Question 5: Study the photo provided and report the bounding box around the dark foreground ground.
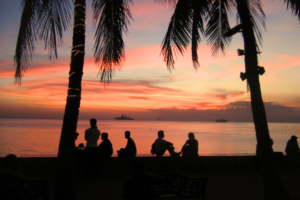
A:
[37,169,300,200]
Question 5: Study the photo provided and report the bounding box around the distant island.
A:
[216,118,228,122]
[114,115,134,120]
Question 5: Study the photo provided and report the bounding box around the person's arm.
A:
[85,130,87,141]
[97,130,100,140]
[295,140,300,149]
[194,140,199,153]
[164,139,172,146]
[109,141,113,156]
[124,139,129,150]
[181,140,188,152]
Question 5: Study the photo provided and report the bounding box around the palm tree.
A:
[14,0,132,199]
[158,0,290,199]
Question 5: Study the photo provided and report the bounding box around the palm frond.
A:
[236,0,266,48]
[36,0,72,60]
[92,0,133,82]
[205,0,235,57]
[284,0,300,21]
[191,0,209,68]
[14,0,41,84]
[248,0,266,46]
[161,0,196,69]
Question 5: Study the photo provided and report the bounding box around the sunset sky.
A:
[0,0,299,122]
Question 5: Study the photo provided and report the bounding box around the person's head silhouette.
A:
[188,132,195,139]
[158,130,164,138]
[5,154,19,170]
[291,135,298,140]
[125,131,131,139]
[90,118,97,127]
[101,132,108,140]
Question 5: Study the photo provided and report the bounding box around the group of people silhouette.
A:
[74,118,300,177]
[80,118,199,176]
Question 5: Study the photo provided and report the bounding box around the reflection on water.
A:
[0,118,299,157]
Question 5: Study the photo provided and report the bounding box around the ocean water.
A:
[0,118,299,157]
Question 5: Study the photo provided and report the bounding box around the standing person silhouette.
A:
[151,130,181,157]
[117,131,137,157]
[84,118,100,177]
[181,132,198,157]
[98,132,113,157]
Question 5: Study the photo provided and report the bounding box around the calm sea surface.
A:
[0,118,299,157]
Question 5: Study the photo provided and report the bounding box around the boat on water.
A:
[216,118,228,122]
[114,115,134,120]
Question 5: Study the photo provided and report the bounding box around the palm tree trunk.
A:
[236,0,290,199]
[54,0,86,199]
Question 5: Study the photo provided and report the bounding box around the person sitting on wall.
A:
[74,132,84,155]
[117,131,137,157]
[181,132,198,157]
[151,130,181,157]
[0,154,25,179]
[285,135,300,155]
[73,132,85,175]
[98,132,113,157]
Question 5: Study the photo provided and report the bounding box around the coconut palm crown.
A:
[14,0,132,84]
[158,0,265,68]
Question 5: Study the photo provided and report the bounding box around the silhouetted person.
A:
[285,135,300,155]
[98,132,113,157]
[74,132,80,152]
[74,132,85,175]
[151,130,181,157]
[0,154,25,179]
[181,132,198,157]
[123,160,154,200]
[84,118,100,177]
[117,131,137,157]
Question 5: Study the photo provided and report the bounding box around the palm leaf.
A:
[284,0,300,21]
[236,0,266,48]
[161,0,207,69]
[36,0,72,60]
[14,0,41,84]
[161,0,192,69]
[93,0,132,82]
[205,0,235,56]
[191,0,209,68]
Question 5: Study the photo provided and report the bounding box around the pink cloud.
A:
[1,74,248,114]
[129,1,174,30]
[260,54,300,72]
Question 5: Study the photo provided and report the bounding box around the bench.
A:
[0,174,48,200]
[123,172,208,200]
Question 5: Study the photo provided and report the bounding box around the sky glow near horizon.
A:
[0,0,300,122]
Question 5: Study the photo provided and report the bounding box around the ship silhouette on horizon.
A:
[114,114,134,120]
[216,118,228,122]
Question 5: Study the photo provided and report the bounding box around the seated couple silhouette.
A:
[151,130,198,157]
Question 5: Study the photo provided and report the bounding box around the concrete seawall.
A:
[1,153,299,176]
